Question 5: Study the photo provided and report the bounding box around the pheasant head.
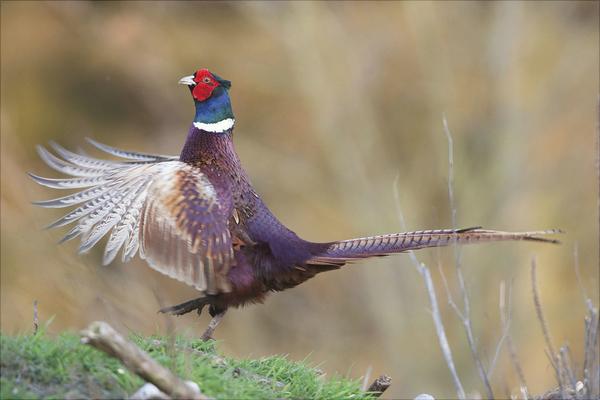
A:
[179,68,234,133]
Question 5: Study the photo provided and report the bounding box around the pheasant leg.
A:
[201,309,227,341]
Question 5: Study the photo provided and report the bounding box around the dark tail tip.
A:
[455,226,483,233]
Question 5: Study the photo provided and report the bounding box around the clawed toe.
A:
[158,298,227,341]
[159,298,208,316]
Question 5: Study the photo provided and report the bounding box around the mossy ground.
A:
[0,329,372,399]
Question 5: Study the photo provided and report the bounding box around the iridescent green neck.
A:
[194,86,234,124]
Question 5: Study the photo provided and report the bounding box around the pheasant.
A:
[31,68,559,339]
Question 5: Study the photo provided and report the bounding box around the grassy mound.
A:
[1,331,371,399]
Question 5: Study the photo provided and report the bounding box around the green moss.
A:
[1,331,372,399]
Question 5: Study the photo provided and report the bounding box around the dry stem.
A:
[33,300,39,335]
[583,301,599,397]
[442,116,494,399]
[420,264,466,399]
[531,259,560,369]
[393,177,466,399]
[488,281,512,379]
[499,280,529,399]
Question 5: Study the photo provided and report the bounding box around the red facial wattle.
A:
[192,69,219,102]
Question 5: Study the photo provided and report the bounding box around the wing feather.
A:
[85,138,175,161]
[33,184,116,208]
[27,173,108,189]
[139,164,233,293]
[45,190,120,229]
[36,146,107,177]
[60,182,135,245]
[32,140,234,294]
[49,141,119,169]
[103,184,149,265]
[78,176,149,253]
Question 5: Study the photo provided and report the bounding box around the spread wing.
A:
[140,164,234,294]
[31,139,234,294]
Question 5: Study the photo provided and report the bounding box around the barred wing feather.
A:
[139,164,234,294]
[31,140,233,294]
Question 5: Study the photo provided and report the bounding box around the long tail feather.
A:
[310,227,561,264]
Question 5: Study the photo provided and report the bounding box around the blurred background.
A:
[1,1,598,398]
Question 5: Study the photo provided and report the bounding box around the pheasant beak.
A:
[178,75,196,86]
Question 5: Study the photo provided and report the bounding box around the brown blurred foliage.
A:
[1,1,598,398]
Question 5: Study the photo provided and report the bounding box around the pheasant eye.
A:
[202,77,212,84]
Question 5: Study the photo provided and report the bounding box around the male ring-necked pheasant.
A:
[31,68,559,339]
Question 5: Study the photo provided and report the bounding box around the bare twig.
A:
[367,374,392,398]
[421,264,466,399]
[81,321,207,400]
[395,181,464,397]
[583,301,599,398]
[531,258,563,397]
[539,301,599,400]
[438,262,493,399]
[442,116,494,399]
[499,282,529,399]
[500,281,529,400]
[488,281,512,378]
[33,300,39,335]
[559,345,577,392]
[393,175,422,269]
[532,99,599,399]
[393,176,466,399]
[437,263,465,318]
[531,258,558,362]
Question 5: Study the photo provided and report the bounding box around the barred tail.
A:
[309,227,561,265]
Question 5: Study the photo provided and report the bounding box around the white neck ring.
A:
[193,118,235,133]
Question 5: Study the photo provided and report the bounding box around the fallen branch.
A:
[81,321,207,400]
[367,374,392,397]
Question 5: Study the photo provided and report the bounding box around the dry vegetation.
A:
[1,2,598,398]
